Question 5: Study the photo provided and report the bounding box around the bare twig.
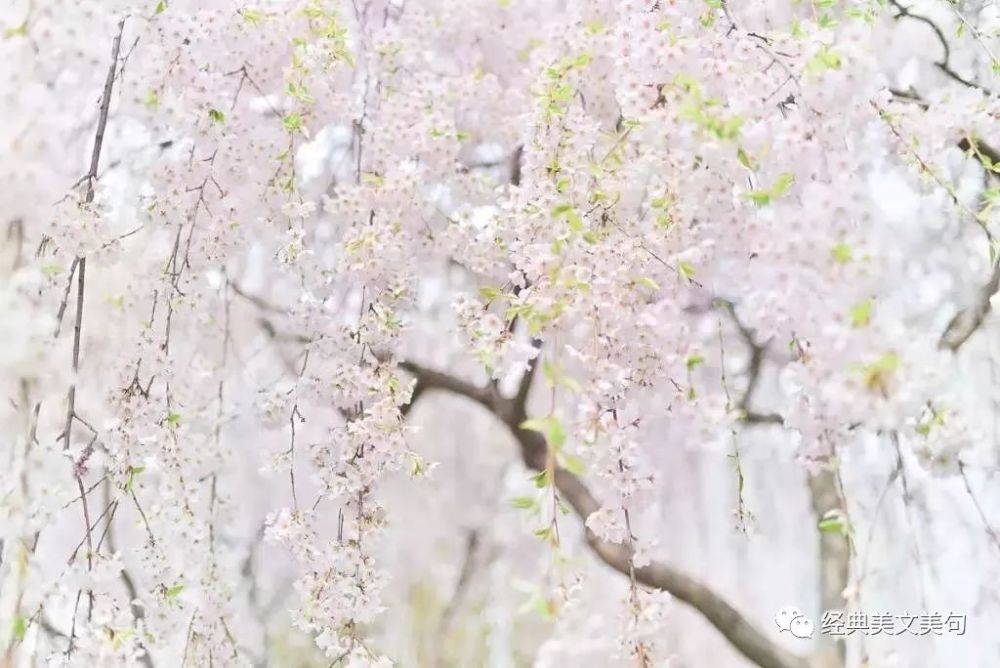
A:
[888,0,994,93]
[890,432,929,610]
[61,18,128,592]
[102,480,155,668]
[958,462,1000,556]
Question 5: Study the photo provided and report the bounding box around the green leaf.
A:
[165,583,184,600]
[564,210,583,232]
[678,260,696,281]
[673,72,700,93]
[817,13,837,29]
[282,113,303,132]
[916,406,946,436]
[240,8,266,26]
[361,172,384,187]
[743,172,794,206]
[849,299,873,328]
[686,354,705,371]
[207,108,225,123]
[771,172,795,198]
[143,89,160,109]
[817,509,849,535]
[478,285,505,301]
[542,359,557,387]
[165,411,181,429]
[558,375,581,394]
[510,496,536,509]
[805,45,843,75]
[531,470,549,488]
[533,594,556,619]
[3,20,28,38]
[817,517,844,533]
[520,415,566,450]
[831,242,852,264]
[109,627,134,650]
[559,451,586,475]
[520,417,547,433]
[409,454,428,476]
[126,465,145,492]
[631,276,660,291]
[155,0,167,14]
[871,352,899,372]
[547,420,566,449]
[12,615,27,643]
[860,352,900,393]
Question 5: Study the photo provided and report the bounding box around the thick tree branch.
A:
[397,360,497,413]
[398,359,808,668]
[511,339,542,419]
[939,259,1000,351]
[530,431,808,668]
[806,470,850,668]
[958,137,1000,174]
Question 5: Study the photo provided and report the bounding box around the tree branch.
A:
[938,137,1000,351]
[511,339,542,420]
[958,137,1000,174]
[397,360,497,413]
[881,92,1000,352]
[939,259,1000,351]
[806,469,850,668]
[716,299,784,425]
[889,0,994,93]
[399,359,808,668]
[717,302,849,666]
[59,21,128,637]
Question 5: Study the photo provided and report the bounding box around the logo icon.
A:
[775,606,814,638]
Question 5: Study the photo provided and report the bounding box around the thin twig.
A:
[958,462,1000,556]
